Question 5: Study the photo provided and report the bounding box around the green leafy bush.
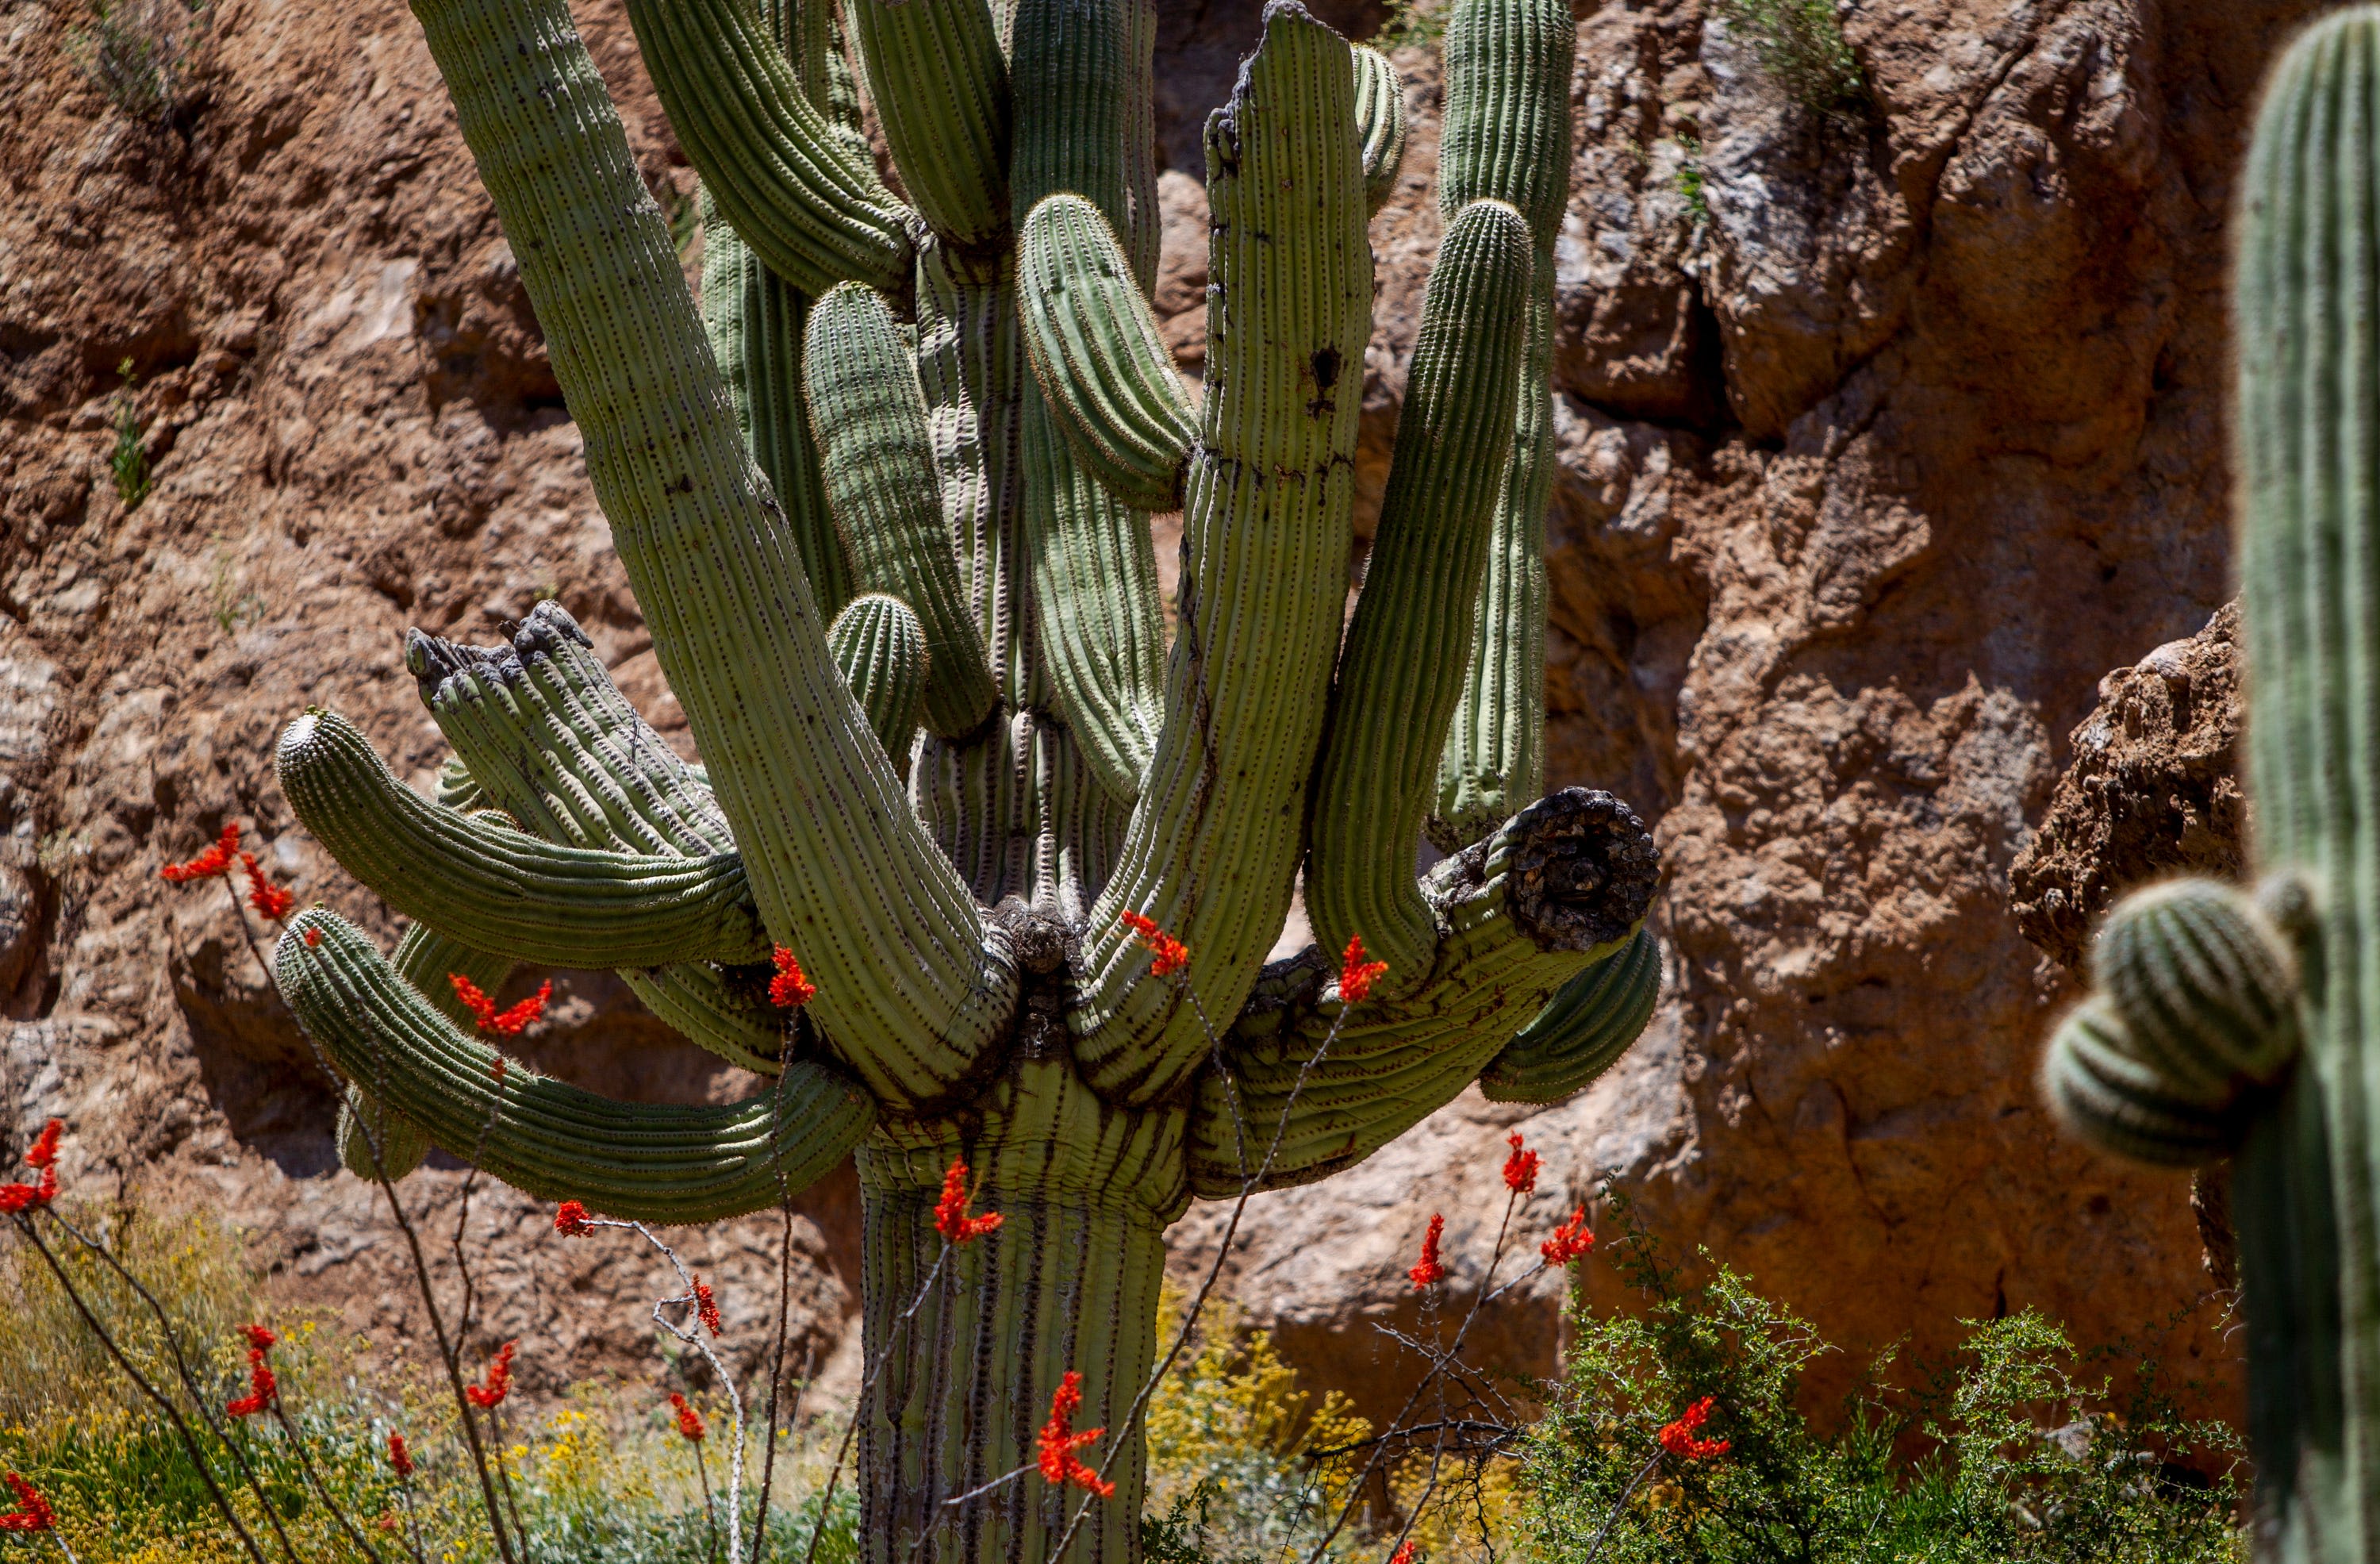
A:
[1720,0,1866,120]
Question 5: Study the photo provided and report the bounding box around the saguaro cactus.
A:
[266,0,1663,1555]
[2040,10,2380,1557]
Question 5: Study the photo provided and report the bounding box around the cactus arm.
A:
[618,0,913,298]
[1427,0,1573,850]
[842,0,1011,248]
[408,0,1014,1104]
[393,920,515,1030]
[278,711,769,968]
[700,197,855,620]
[914,244,1027,694]
[337,920,517,1181]
[1119,0,1161,291]
[1304,198,1530,987]
[1480,925,1662,1102]
[1017,195,1196,513]
[829,593,931,772]
[280,911,871,1223]
[1353,44,1407,214]
[805,282,1004,739]
[1010,0,1127,229]
[1189,789,1656,1194]
[1068,2,1374,1104]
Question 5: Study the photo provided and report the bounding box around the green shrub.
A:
[1720,0,1866,120]
[67,0,209,124]
[1521,1202,2247,1564]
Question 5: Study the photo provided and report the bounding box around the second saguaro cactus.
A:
[262,0,1664,1558]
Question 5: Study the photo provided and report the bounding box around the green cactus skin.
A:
[1482,924,1664,1103]
[337,1083,433,1181]
[1428,0,1572,851]
[2040,998,2243,1170]
[2090,880,2301,1101]
[271,0,1664,1552]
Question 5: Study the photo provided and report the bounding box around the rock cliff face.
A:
[0,0,2295,1412]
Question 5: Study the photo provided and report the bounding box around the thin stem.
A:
[750,1057,800,1562]
[697,1437,721,1564]
[43,1525,85,1564]
[8,1213,271,1564]
[800,1244,953,1564]
[269,1401,387,1564]
[1582,1447,1665,1563]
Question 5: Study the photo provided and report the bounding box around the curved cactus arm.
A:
[435,755,487,812]
[1119,0,1161,290]
[1188,789,1656,1194]
[1071,2,1374,1104]
[829,593,931,772]
[406,0,1015,1105]
[843,0,1010,248]
[340,919,516,1181]
[1353,44,1407,215]
[278,910,873,1224]
[278,710,768,968]
[394,920,515,1030]
[701,197,855,621]
[410,605,732,860]
[1427,0,1573,851]
[806,282,1003,739]
[618,0,914,298]
[1011,0,1128,230]
[1480,925,1662,1102]
[1305,198,1531,988]
[624,961,792,1075]
[1017,195,1196,513]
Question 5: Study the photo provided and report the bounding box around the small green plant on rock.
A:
[67,0,209,125]
[107,361,149,512]
[1720,0,1866,121]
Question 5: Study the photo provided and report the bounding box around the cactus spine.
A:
[2042,13,2380,1556]
[266,0,1665,1555]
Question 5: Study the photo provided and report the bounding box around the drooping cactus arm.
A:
[279,711,769,967]
[1189,789,1656,1195]
[1480,925,1662,1102]
[408,0,1014,1105]
[843,0,1011,248]
[701,195,855,620]
[1353,44,1407,215]
[280,911,872,1223]
[1429,0,1573,850]
[827,593,931,770]
[618,0,914,298]
[805,282,1003,739]
[1304,198,1530,988]
[1017,195,1196,513]
[1073,3,1375,1104]
[393,920,513,1031]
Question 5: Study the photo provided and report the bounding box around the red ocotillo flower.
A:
[669,1391,706,1443]
[1388,1542,1418,1564]
[693,1276,722,1337]
[768,946,817,1009]
[1340,935,1389,1005]
[1501,1132,1541,1196]
[0,1117,61,1215]
[1658,1397,1730,1460]
[1541,1207,1595,1266]
[450,974,551,1037]
[1121,911,1188,977]
[240,1323,276,1351]
[386,1431,414,1478]
[226,1332,278,1418]
[554,1200,596,1237]
[933,1157,1004,1245]
[303,926,322,947]
[464,1340,516,1409]
[1035,1371,1114,1497]
[238,851,296,921]
[160,821,240,883]
[0,1472,54,1532]
[1407,1213,1448,1289]
[24,1120,61,1171]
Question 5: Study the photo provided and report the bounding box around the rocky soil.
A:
[0,0,2301,1417]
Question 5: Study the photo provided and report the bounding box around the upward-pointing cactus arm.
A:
[1303,198,1531,990]
[384,0,1015,1105]
[1430,0,1574,850]
[1353,44,1407,214]
[842,0,1010,248]
[618,0,912,297]
[282,911,872,1222]
[1071,3,1375,1104]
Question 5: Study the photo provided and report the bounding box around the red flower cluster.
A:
[554,1200,596,1237]
[226,1325,278,1418]
[0,1472,52,1532]
[1035,1371,1113,1497]
[933,1157,1004,1245]
[1408,1213,1447,1289]
[768,946,816,1009]
[1339,935,1389,1005]
[303,926,323,947]
[1501,1132,1540,1196]
[1388,1541,1418,1564]
[693,1276,722,1337]
[449,974,551,1037]
[0,1120,63,1215]
[160,821,241,883]
[1658,1397,1729,1460]
[1541,1207,1594,1266]
[464,1341,516,1409]
[669,1391,706,1443]
[240,853,295,921]
[387,1432,414,1478]
[1121,911,1188,978]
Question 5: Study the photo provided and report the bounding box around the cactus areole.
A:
[268,0,1663,1555]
